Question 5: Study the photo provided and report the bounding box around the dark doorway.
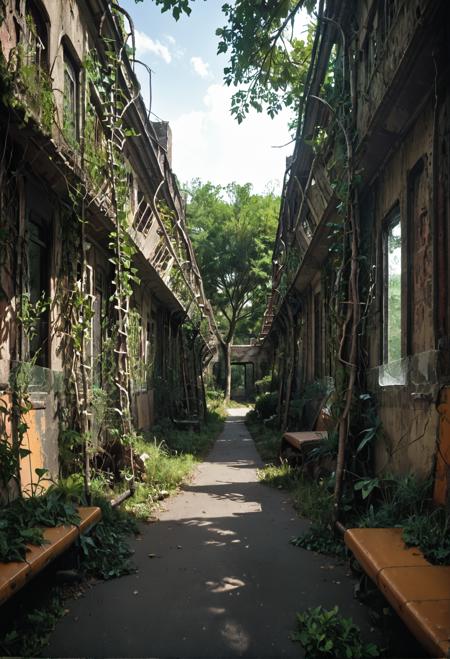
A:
[230,362,255,401]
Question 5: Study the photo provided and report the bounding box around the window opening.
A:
[63,49,78,143]
[24,0,47,69]
[28,217,49,367]
[383,210,401,364]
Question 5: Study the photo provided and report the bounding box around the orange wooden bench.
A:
[0,506,101,606]
[345,527,450,657]
[280,395,334,469]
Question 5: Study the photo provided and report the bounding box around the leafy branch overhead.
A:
[136,0,315,122]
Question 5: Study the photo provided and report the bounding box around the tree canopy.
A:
[186,181,279,396]
[187,180,279,342]
[135,0,315,123]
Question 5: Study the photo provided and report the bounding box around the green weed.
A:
[290,524,345,558]
[0,589,66,657]
[246,413,281,462]
[0,487,80,562]
[123,407,225,521]
[258,460,345,558]
[403,509,450,565]
[292,606,380,658]
[80,498,138,579]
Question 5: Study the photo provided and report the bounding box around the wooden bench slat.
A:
[378,566,450,610]
[283,431,328,450]
[404,600,450,658]
[344,528,428,582]
[77,506,102,534]
[345,528,450,657]
[0,561,31,606]
[23,525,79,576]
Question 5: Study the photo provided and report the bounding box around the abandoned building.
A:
[258,0,450,503]
[0,0,217,499]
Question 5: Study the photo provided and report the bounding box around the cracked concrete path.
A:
[46,409,376,658]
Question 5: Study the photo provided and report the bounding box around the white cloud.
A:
[135,30,172,64]
[165,34,176,45]
[190,56,212,79]
[170,84,294,194]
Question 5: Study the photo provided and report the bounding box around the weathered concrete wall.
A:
[362,98,439,477]
[355,0,434,141]
[367,352,440,478]
[211,343,273,398]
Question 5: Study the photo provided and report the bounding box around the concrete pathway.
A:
[46,409,376,658]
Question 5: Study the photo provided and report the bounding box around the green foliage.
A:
[79,499,138,579]
[254,374,272,394]
[186,180,279,344]
[292,606,380,658]
[8,38,55,134]
[0,486,80,562]
[258,462,334,525]
[246,412,281,462]
[135,0,196,21]
[386,272,401,363]
[18,291,51,345]
[356,474,431,528]
[84,101,109,189]
[307,430,339,463]
[254,391,278,420]
[290,524,345,558]
[258,461,298,489]
[0,589,66,657]
[0,354,47,500]
[402,509,450,566]
[257,453,344,558]
[218,1,316,122]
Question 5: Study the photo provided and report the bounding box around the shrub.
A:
[254,374,272,394]
[290,524,346,558]
[80,499,138,579]
[403,509,450,565]
[292,606,380,658]
[255,391,278,420]
[356,474,432,527]
[0,487,80,562]
[246,413,281,462]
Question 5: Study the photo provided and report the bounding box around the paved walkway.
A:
[46,409,376,658]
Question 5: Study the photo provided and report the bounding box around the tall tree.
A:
[187,181,279,399]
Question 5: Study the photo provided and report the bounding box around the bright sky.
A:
[120,0,306,194]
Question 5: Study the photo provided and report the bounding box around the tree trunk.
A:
[222,341,232,402]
